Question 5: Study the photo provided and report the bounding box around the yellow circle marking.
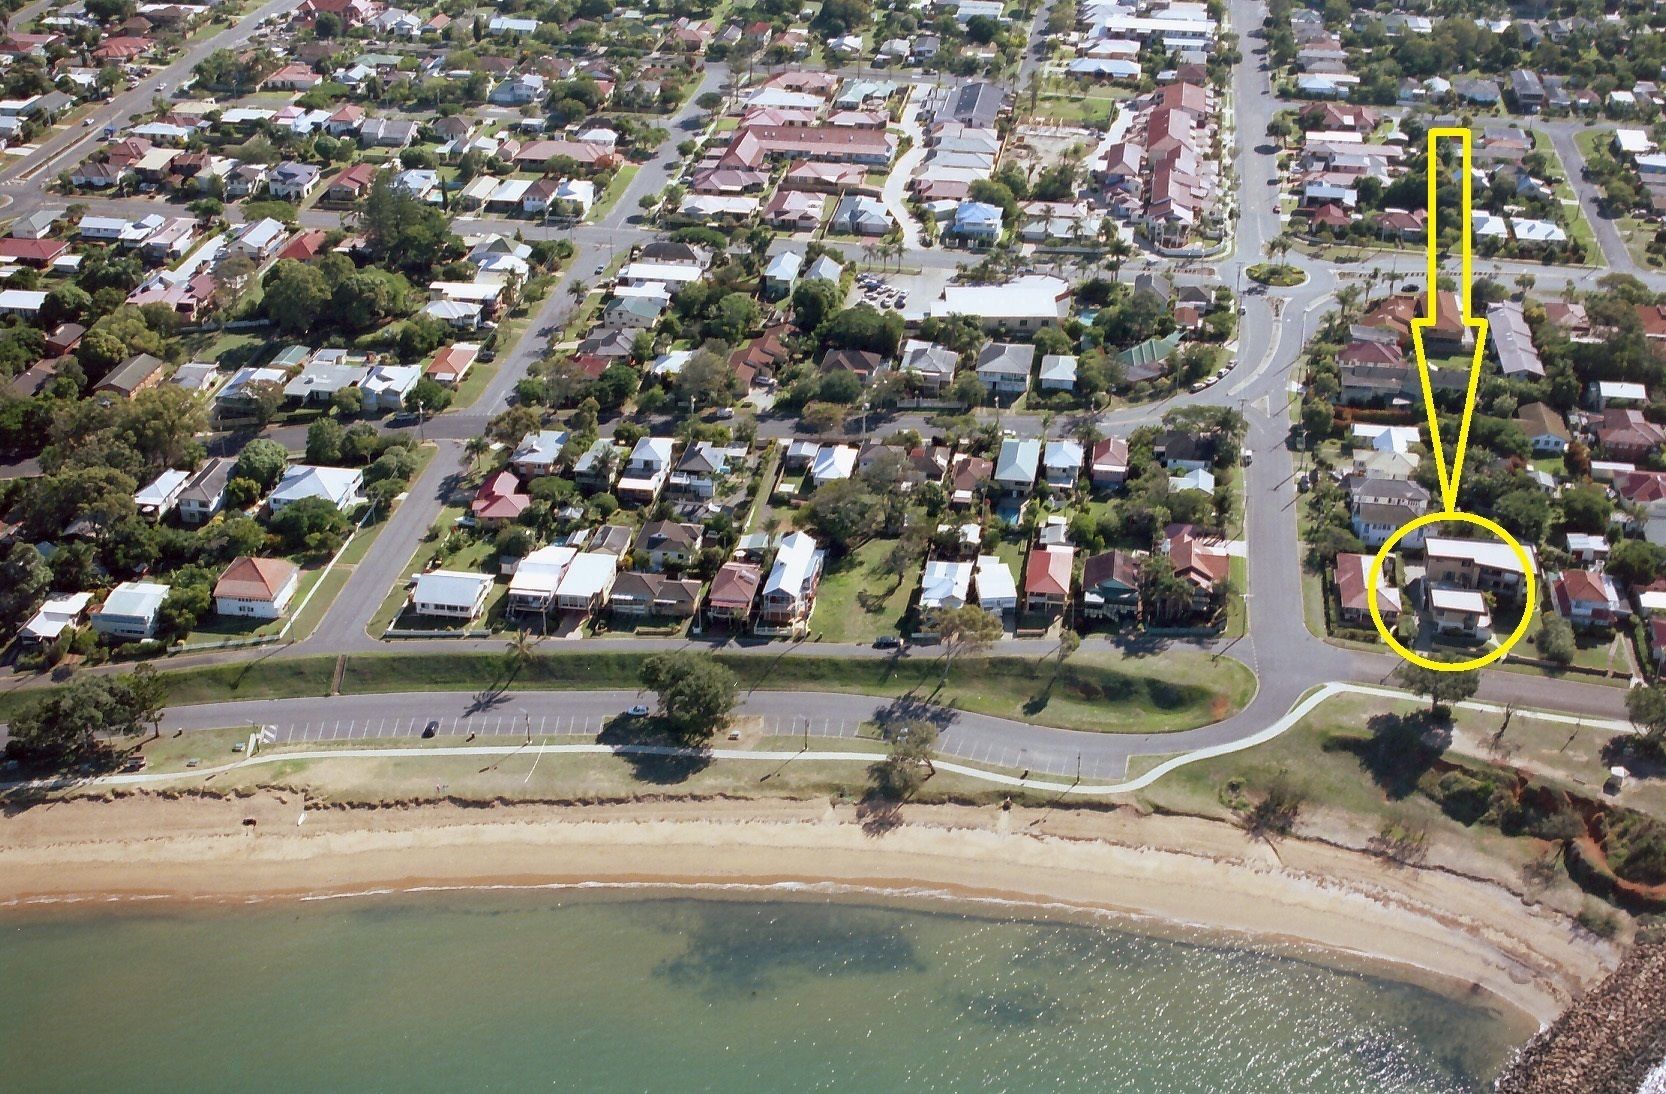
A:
[1367,511,1537,672]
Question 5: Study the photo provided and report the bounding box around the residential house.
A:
[91,581,169,640]
[269,465,363,512]
[425,343,479,387]
[757,531,824,635]
[19,591,92,645]
[227,218,288,262]
[360,364,421,413]
[1042,440,1084,490]
[1038,355,1077,391]
[617,437,674,503]
[1347,475,1431,544]
[1164,525,1230,618]
[506,545,575,615]
[918,558,975,620]
[213,556,301,619]
[94,353,166,397]
[608,572,702,619]
[974,554,1017,615]
[1488,300,1544,378]
[324,163,378,204]
[509,430,572,480]
[1427,585,1491,638]
[267,161,322,200]
[1080,549,1141,620]
[1024,544,1074,613]
[1517,402,1570,454]
[707,561,762,626]
[555,551,619,615]
[948,454,992,507]
[975,342,1035,397]
[134,468,190,520]
[1153,430,1215,471]
[1424,535,1536,596]
[763,250,802,297]
[831,194,892,235]
[1090,438,1129,488]
[470,470,530,527]
[1334,551,1400,627]
[636,520,704,570]
[899,339,957,393]
[177,457,233,523]
[993,438,1041,495]
[1597,408,1666,462]
[1552,568,1627,629]
[409,570,493,620]
[810,444,857,485]
[669,442,730,499]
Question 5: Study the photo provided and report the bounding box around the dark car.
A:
[873,635,901,649]
[422,720,439,739]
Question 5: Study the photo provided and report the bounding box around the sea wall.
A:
[1496,942,1666,1093]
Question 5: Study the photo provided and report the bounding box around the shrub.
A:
[1430,770,1495,825]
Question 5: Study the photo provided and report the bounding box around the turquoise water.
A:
[0,891,1529,1091]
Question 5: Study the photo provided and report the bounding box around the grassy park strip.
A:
[0,648,1256,737]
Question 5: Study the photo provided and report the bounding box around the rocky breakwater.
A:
[1496,941,1666,1093]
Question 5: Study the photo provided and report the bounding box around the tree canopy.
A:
[638,651,738,740]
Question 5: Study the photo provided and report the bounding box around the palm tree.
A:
[567,279,589,303]
[1335,283,1362,323]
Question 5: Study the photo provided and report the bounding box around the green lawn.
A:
[336,648,1256,735]
[810,538,917,643]
[1532,455,1566,478]
[587,164,640,223]
[185,330,270,369]
[448,354,500,410]
[1026,92,1124,128]
[206,730,1021,806]
[1136,688,1666,832]
[290,565,350,641]
[0,646,1254,737]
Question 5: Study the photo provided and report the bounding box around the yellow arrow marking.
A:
[1411,127,1490,514]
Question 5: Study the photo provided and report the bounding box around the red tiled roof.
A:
[1024,545,1074,597]
[213,556,298,601]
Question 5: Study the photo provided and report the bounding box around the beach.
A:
[0,792,1616,1025]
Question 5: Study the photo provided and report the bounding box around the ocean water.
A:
[0,890,1531,1092]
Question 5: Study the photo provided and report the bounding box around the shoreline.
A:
[0,793,1619,1026]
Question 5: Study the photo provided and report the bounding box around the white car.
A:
[627,704,650,717]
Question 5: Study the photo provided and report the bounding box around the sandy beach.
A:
[0,793,1617,1024]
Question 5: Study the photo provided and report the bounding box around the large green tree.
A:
[638,651,738,741]
[1395,662,1480,715]
[0,541,50,631]
[234,438,289,490]
[361,174,454,273]
[263,260,330,337]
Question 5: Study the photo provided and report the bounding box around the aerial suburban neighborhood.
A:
[0,0,1664,1085]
